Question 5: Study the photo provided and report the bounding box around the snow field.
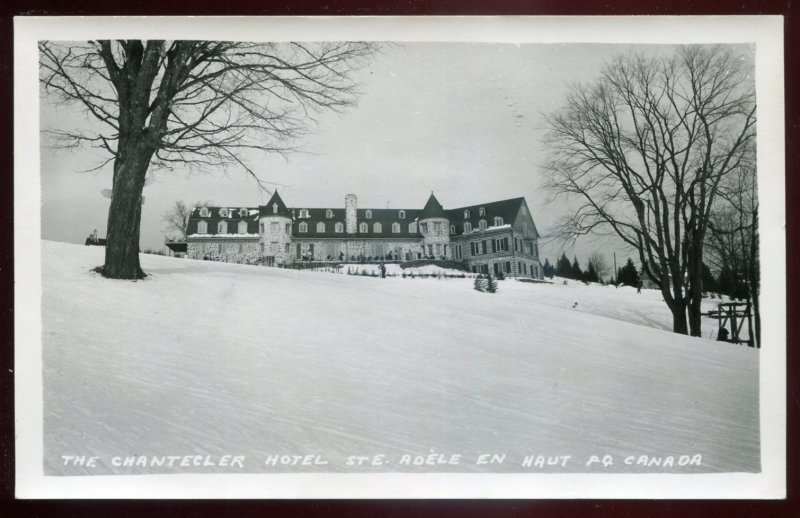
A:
[41,241,759,475]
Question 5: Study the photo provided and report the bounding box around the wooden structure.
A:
[705,302,756,347]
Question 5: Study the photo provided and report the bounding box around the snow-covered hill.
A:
[41,240,759,475]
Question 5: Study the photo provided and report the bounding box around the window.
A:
[479,207,485,216]
[455,245,462,259]
[359,222,368,233]
[270,222,278,233]
[479,219,487,231]
[373,222,382,233]
[521,206,527,216]
[399,210,406,219]
[270,241,278,255]
[409,222,418,233]
[219,208,229,217]
[433,222,442,232]
[239,208,248,217]
[464,210,470,219]
[392,222,400,233]
[199,207,209,217]
[494,217,503,226]
[523,222,528,235]
[299,209,309,218]
[238,243,244,253]
[335,222,344,233]
[285,223,291,234]
[218,221,228,234]
[260,222,265,233]
[317,222,326,233]
[365,210,372,219]
[420,223,427,233]
[238,220,248,234]
[326,209,333,218]
[197,221,208,234]
[481,240,487,254]
[299,222,308,233]
[464,222,472,233]
[435,244,442,256]
[272,203,279,214]
[285,243,291,253]
[450,225,456,235]
[427,245,433,256]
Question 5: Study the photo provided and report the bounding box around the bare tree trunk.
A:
[666,297,689,335]
[101,144,153,279]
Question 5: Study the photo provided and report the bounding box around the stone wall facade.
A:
[259,214,293,265]
[187,239,260,263]
[345,194,357,234]
[419,217,451,258]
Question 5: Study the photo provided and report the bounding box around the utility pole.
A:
[613,251,618,287]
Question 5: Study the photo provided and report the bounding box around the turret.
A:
[259,190,293,264]
[418,192,450,259]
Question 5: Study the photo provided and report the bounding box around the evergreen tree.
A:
[571,256,584,281]
[487,272,498,293]
[586,261,599,283]
[556,253,572,278]
[617,258,640,287]
[543,258,555,278]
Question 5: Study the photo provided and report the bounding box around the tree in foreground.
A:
[40,40,376,279]
[544,45,755,335]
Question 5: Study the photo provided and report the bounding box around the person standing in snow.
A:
[637,281,643,294]
[379,262,386,278]
[89,229,99,244]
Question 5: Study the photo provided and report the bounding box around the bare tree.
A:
[544,45,755,336]
[162,200,211,241]
[587,251,610,281]
[40,40,376,279]
[706,160,759,346]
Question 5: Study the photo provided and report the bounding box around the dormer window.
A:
[272,203,279,214]
[464,210,470,219]
[450,225,456,235]
[240,208,248,217]
[299,209,309,218]
[217,221,228,234]
[392,222,400,233]
[494,217,503,226]
[479,219,487,230]
[326,209,333,218]
[199,207,209,218]
[373,222,382,233]
[335,222,344,233]
[219,208,229,218]
[398,210,405,219]
[359,222,368,233]
[479,207,485,217]
[365,210,372,219]
[464,222,472,233]
[409,222,418,233]
[521,206,527,216]
[238,220,248,234]
[197,221,208,233]
[317,222,326,233]
[299,222,308,233]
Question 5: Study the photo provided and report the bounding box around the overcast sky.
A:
[40,42,691,266]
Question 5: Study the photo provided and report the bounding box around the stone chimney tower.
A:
[345,194,357,234]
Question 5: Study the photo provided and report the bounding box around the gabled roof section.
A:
[420,192,447,220]
[260,190,292,218]
[446,197,527,234]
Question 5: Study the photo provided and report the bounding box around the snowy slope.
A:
[41,240,759,475]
